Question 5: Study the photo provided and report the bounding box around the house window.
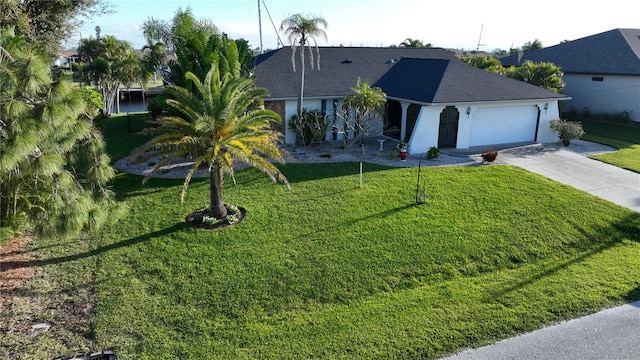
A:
[591,76,604,82]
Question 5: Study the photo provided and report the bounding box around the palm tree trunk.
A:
[208,164,227,219]
[295,39,306,148]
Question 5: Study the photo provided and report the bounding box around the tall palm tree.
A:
[279,13,327,147]
[140,40,165,102]
[134,64,290,220]
[142,7,219,54]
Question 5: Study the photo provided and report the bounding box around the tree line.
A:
[460,54,565,93]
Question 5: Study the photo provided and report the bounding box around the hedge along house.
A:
[254,47,569,155]
[500,29,640,122]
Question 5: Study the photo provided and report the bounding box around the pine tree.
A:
[0,28,120,240]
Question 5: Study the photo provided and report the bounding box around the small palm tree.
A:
[399,38,432,48]
[134,65,290,220]
[521,39,543,53]
[342,78,387,147]
[280,13,328,147]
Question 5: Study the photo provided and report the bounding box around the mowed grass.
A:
[576,115,640,173]
[90,156,640,358]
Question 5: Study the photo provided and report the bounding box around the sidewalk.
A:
[441,301,640,359]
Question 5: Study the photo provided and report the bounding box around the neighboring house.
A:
[500,28,640,122]
[254,47,568,154]
[53,52,80,68]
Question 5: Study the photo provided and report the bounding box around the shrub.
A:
[426,146,440,159]
[549,118,585,146]
[288,109,328,145]
[147,96,168,120]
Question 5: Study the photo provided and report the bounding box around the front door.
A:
[438,106,459,148]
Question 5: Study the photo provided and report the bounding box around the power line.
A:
[259,0,284,49]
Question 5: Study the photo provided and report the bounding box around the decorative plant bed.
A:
[481,149,498,163]
[185,204,246,230]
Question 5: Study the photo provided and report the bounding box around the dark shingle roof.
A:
[375,58,564,103]
[500,29,640,75]
[254,47,456,99]
[254,46,564,103]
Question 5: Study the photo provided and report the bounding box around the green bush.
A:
[427,146,440,159]
[549,118,585,146]
[147,96,168,120]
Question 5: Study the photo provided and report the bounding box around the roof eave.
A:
[386,96,571,107]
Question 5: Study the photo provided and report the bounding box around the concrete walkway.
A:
[442,301,640,360]
[498,141,640,213]
[441,140,640,359]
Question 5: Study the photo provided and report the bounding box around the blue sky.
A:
[75,0,638,52]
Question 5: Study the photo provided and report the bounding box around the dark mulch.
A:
[185,205,246,230]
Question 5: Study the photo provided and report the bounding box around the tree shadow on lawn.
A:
[279,162,395,184]
[293,203,418,241]
[486,212,640,302]
[111,173,186,200]
[0,223,187,271]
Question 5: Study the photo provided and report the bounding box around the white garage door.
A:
[469,106,538,147]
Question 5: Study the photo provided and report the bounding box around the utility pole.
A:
[476,24,485,51]
[258,0,264,54]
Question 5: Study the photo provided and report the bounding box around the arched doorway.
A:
[438,106,460,148]
[384,100,402,139]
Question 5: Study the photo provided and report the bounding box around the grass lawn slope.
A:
[4,113,639,359]
[90,128,640,359]
[578,115,640,173]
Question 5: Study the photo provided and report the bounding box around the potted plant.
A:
[397,141,409,160]
[481,148,498,163]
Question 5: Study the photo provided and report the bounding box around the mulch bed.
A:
[185,206,246,230]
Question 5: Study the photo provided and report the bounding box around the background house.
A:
[254,47,568,154]
[500,28,640,122]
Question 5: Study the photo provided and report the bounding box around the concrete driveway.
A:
[498,141,640,213]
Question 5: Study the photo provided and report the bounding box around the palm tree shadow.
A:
[486,212,640,302]
[1,223,187,270]
[295,203,417,240]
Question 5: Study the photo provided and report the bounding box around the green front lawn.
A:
[87,161,640,359]
[576,115,640,173]
[7,113,639,358]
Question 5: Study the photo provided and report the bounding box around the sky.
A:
[74,0,639,52]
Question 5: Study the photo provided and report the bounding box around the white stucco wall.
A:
[563,74,640,122]
[283,98,384,145]
[408,106,442,154]
[537,101,561,143]
[283,99,323,144]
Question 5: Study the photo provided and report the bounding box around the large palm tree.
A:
[279,13,327,147]
[134,64,290,220]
